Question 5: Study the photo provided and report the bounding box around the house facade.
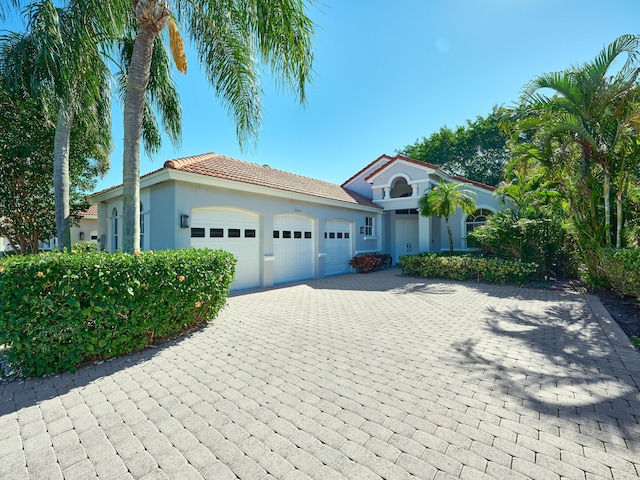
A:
[91,153,506,291]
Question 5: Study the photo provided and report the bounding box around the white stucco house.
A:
[90,152,506,291]
[71,205,99,244]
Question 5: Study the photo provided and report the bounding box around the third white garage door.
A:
[323,219,353,276]
[273,214,314,284]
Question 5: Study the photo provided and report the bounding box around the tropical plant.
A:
[520,34,640,260]
[115,32,182,158]
[418,180,477,252]
[120,0,316,253]
[0,0,127,252]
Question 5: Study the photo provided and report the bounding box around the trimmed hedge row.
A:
[601,248,640,298]
[399,253,537,284]
[0,249,235,377]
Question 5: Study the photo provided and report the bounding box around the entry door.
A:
[395,219,419,263]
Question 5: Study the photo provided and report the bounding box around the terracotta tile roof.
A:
[362,154,495,192]
[80,205,98,216]
[164,152,380,208]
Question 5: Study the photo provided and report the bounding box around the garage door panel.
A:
[324,219,352,276]
[273,215,314,284]
[191,208,260,291]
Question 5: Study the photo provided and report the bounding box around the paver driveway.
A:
[1,269,639,480]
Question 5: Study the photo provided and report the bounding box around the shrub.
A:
[349,253,392,272]
[468,209,575,279]
[601,248,640,298]
[399,253,537,284]
[71,241,98,253]
[0,249,235,377]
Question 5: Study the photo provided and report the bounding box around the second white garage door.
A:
[273,214,314,284]
[190,208,260,291]
[323,219,353,276]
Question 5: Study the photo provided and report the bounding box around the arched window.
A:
[112,208,118,251]
[390,177,412,198]
[466,209,492,248]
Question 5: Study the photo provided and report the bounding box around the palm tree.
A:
[116,32,182,159]
[0,0,128,252]
[121,0,316,252]
[522,34,640,248]
[418,180,477,252]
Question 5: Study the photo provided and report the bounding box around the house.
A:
[90,153,506,291]
[71,204,99,244]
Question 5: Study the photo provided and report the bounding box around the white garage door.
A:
[324,219,353,276]
[190,208,260,291]
[273,214,314,284]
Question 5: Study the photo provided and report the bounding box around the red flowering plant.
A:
[349,253,391,272]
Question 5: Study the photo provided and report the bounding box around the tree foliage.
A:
[418,180,477,252]
[0,80,106,254]
[120,0,317,253]
[399,106,511,187]
[514,34,640,278]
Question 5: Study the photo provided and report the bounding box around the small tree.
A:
[0,78,104,254]
[418,180,477,252]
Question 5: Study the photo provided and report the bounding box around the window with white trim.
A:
[139,202,145,250]
[365,216,374,236]
[466,209,492,248]
[112,208,118,251]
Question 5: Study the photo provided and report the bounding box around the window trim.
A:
[365,216,374,237]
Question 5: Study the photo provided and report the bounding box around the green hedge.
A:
[601,248,640,298]
[399,253,537,284]
[0,249,235,377]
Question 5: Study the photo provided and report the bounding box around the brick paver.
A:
[1,269,639,479]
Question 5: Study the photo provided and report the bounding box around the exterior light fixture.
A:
[360,226,365,235]
[180,214,190,229]
[79,231,85,241]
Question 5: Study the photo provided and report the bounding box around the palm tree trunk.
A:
[603,164,611,247]
[445,216,453,252]
[122,1,168,253]
[616,190,623,248]
[54,105,73,252]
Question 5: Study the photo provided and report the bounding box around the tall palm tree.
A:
[522,34,640,248]
[418,180,477,252]
[0,0,128,252]
[116,32,182,159]
[121,0,316,252]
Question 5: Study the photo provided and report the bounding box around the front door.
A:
[395,219,419,264]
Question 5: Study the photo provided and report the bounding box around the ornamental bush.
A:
[468,209,574,279]
[0,249,235,377]
[601,248,640,298]
[349,253,392,272]
[399,253,537,284]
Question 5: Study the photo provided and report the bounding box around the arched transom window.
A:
[466,209,492,248]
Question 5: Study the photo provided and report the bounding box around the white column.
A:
[411,183,418,197]
[418,213,432,253]
[383,187,391,199]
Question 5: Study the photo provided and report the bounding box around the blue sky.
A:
[3,1,640,191]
